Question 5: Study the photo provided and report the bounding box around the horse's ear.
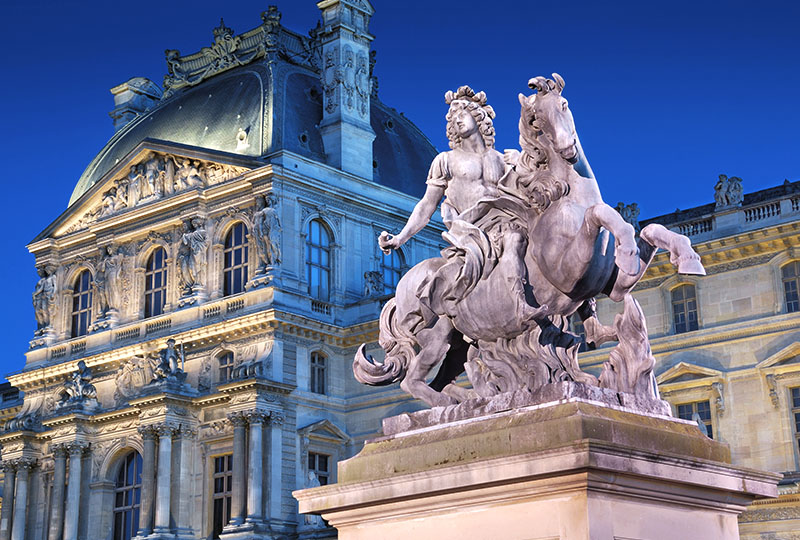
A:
[518,93,526,106]
[552,73,565,93]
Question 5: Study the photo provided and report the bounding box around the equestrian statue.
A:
[354,74,705,408]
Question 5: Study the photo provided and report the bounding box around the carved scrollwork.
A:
[226,411,249,427]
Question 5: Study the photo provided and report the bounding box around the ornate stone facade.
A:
[3,2,798,540]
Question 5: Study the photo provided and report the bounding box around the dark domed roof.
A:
[70,60,437,205]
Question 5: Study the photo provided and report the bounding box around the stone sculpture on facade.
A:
[615,201,641,233]
[715,174,744,208]
[363,270,384,297]
[253,193,282,274]
[57,360,98,410]
[94,245,122,321]
[152,338,187,385]
[354,75,706,413]
[32,266,56,335]
[177,218,208,297]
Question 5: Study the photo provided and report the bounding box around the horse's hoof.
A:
[677,256,706,276]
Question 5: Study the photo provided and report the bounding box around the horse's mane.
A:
[514,115,570,214]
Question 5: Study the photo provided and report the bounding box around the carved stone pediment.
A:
[56,149,250,237]
[656,362,722,386]
[297,419,350,445]
[757,342,800,371]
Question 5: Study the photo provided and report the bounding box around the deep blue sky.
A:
[1,0,798,377]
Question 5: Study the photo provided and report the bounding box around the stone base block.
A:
[220,520,272,539]
[294,399,780,540]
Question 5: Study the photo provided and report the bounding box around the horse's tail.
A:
[353,298,414,386]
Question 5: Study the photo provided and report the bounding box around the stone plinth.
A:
[294,399,780,540]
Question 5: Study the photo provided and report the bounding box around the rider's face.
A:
[455,109,478,138]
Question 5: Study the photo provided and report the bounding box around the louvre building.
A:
[2,2,800,539]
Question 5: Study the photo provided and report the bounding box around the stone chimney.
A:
[316,0,376,180]
[109,77,163,132]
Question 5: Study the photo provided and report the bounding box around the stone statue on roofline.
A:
[253,193,282,274]
[714,174,743,208]
[354,75,706,421]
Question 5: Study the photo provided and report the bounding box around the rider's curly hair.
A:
[445,86,496,149]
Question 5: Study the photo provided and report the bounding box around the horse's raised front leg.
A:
[566,203,640,278]
[640,223,706,275]
[400,316,458,407]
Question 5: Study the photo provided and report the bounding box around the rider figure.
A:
[379,86,545,322]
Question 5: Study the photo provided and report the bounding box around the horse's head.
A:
[518,73,578,164]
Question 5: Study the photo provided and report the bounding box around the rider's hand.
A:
[378,231,400,254]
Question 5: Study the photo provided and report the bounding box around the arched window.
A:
[672,284,698,334]
[218,351,234,384]
[71,270,93,338]
[310,352,327,395]
[782,261,800,313]
[306,220,331,300]
[223,223,249,296]
[113,451,142,540]
[144,248,167,318]
[381,250,405,295]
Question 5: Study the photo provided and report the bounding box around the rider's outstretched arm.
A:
[380,184,444,252]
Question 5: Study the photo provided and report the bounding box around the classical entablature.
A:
[47,141,254,239]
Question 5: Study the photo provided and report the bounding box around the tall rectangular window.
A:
[223,223,249,296]
[308,452,330,486]
[306,220,331,300]
[791,388,800,456]
[671,284,698,334]
[677,400,713,439]
[218,352,234,384]
[310,352,326,395]
[71,270,93,338]
[144,247,168,318]
[782,262,800,313]
[212,454,233,539]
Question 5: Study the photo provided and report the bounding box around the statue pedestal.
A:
[294,399,779,540]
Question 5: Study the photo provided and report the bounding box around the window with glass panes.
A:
[211,454,233,538]
[791,388,800,456]
[308,452,330,485]
[306,220,331,300]
[223,223,249,296]
[381,250,404,295]
[677,400,713,439]
[218,351,234,384]
[144,247,167,318]
[71,270,93,338]
[671,284,698,334]
[112,451,142,540]
[310,352,326,395]
[782,262,800,313]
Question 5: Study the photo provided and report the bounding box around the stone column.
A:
[11,458,36,540]
[227,412,248,527]
[245,412,267,523]
[0,462,16,540]
[153,424,176,534]
[136,426,157,536]
[63,443,87,540]
[47,445,67,540]
[176,425,196,534]
[268,413,285,521]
